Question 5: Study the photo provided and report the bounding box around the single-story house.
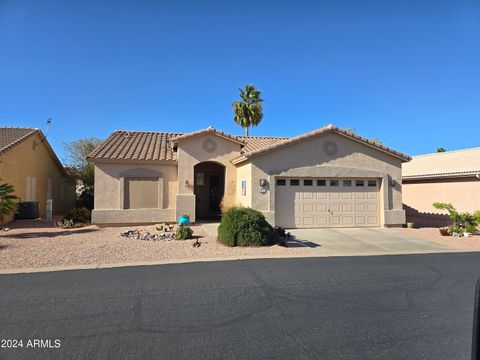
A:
[0,127,76,224]
[87,124,410,228]
[402,147,480,226]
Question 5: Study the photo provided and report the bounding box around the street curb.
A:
[0,249,467,275]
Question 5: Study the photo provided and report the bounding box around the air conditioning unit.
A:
[16,201,40,219]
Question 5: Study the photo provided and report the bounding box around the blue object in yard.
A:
[179,216,190,226]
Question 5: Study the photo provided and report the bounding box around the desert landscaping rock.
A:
[119,229,176,241]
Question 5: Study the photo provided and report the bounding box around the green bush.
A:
[217,207,279,247]
[63,207,91,224]
[175,226,193,240]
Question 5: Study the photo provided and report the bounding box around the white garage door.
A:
[275,178,380,228]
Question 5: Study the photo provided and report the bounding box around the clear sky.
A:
[1,0,479,162]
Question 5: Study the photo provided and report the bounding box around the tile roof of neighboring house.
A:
[402,147,480,179]
[88,125,410,163]
[0,127,38,154]
[0,126,67,175]
[232,124,411,163]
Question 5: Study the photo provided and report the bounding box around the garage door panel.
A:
[303,204,314,213]
[315,217,328,225]
[316,204,328,212]
[276,178,379,228]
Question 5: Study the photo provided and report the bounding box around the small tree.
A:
[436,148,446,153]
[433,202,478,232]
[64,137,101,209]
[0,180,18,223]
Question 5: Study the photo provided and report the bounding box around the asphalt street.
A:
[1,253,480,359]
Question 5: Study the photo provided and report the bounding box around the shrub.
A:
[64,207,91,224]
[433,202,479,233]
[465,224,477,234]
[175,226,193,240]
[439,227,451,236]
[217,207,279,247]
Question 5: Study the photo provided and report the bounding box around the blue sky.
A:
[1,0,479,162]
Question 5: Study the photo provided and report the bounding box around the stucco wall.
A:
[246,132,405,226]
[176,134,241,221]
[403,177,480,214]
[94,162,178,210]
[235,162,252,208]
[0,133,75,224]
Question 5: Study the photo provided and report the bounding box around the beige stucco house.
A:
[0,127,76,224]
[88,124,410,228]
[403,148,480,226]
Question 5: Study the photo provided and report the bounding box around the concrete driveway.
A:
[288,227,455,255]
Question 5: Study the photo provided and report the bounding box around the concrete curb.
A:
[0,249,468,275]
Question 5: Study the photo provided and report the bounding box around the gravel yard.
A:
[0,220,311,271]
[393,227,480,251]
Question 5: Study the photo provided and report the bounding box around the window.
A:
[290,179,300,186]
[276,179,286,186]
[330,180,339,187]
[317,179,326,186]
[343,180,352,187]
[368,180,377,187]
[303,179,313,186]
[125,177,159,209]
[356,180,365,187]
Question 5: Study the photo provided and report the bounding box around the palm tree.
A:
[0,180,18,223]
[232,84,264,137]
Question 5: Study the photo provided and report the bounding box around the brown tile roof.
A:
[402,147,480,179]
[232,124,411,163]
[0,127,38,154]
[238,135,289,153]
[88,130,182,161]
[89,125,410,164]
[169,127,245,146]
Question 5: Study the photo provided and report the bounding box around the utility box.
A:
[16,201,40,220]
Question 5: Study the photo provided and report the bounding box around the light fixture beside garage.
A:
[259,179,268,193]
[390,179,396,187]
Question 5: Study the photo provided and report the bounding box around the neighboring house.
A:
[402,148,480,226]
[87,124,410,228]
[0,127,76,224]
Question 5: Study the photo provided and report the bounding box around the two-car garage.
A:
[275,178,380,228]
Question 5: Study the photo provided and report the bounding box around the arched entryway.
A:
[194,162,225,219]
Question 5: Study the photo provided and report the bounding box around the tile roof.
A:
[88,125,410,164]
[402,147,480,179]
[169,127,245,146]
[88,130,182,161]
[232,124,411,163]
[88,129,288,162]
[0,127,38,154]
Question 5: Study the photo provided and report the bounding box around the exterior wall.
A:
[92,162,177,224]
[235,162,252,208]
[403,177,480,214]
[176,135,241,221]
[246,132,405,227]
[0,133,75,224]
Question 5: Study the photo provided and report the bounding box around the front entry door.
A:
[194,166,225,218]
[207,173,224,217]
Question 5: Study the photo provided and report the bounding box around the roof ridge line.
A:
[412,147,480,158]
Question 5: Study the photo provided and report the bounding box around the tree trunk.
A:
[245,127,249,137]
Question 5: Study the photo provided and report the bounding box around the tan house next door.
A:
[275,178,380,228]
